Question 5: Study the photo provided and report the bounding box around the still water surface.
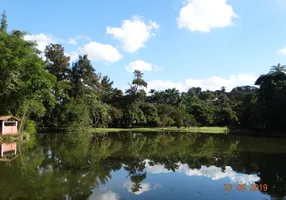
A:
[0,132,286,200]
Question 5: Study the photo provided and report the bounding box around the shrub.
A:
[24,119,36,133]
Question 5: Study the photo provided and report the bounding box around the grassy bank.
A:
[91,126,229,134]
[0,132,31,142]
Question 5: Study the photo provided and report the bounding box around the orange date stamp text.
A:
[224,184,268,192]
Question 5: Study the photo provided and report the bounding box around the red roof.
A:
[0,116,20,121]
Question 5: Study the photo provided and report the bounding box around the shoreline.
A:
[90,127,286,138]
[35,126,286,138]
[0,132,31,142]
[90,127,229,134]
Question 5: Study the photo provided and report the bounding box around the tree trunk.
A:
[19,102,29,132]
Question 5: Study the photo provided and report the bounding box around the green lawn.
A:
[91,126,229,134]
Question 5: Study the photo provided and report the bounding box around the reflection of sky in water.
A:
[124,181,151,195]
[90,161,270,200]
[145,160,260,185]
[90,181,162,200]
[89,189,120,200]
[123,181,163,195]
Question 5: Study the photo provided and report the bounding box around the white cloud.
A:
[124,181,151,195]
[177,0,238,32]
[107,16,159,53]
[89,190,120,200]
[68,38,77,45]
[24,33,121,64]
[147,73,257,92]
[24,33,55,52]
[68,36,91,45]
[145,161,260,185]
[65,51,79,63]
[125,60,164,72]
[78,41,122,63]
[279,47,286,55]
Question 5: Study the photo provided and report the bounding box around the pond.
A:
[0,132,286,200]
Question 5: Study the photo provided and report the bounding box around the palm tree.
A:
[165,88,180,105]
[178,92,187,108]
[221,86,226,93]
[269,63,286,74]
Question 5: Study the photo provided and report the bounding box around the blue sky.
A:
[2,0,286,91]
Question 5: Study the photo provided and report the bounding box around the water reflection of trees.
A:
[0,132,285,199]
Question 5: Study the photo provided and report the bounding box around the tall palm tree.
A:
[269,63,286,74]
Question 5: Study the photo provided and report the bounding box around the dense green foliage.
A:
[1,13,286,133]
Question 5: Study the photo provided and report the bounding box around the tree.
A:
[164,88,180,105]
[253,66,286,132]
[123,70,148,127]
[133,70,147,88]
[269,63,286,74]
[44,44,70,81]
[64,97,90,131]
[221,86,226,93]
[189,103,215,126]
[43,44,74,127]
[70,55,99,97]
[0,27,56,127]
[99,75,121,105]
[156,104,175,127]
[147,90,165,104]
[187,87,202,97]
[140,103,159,127]
[178,92,187,108]
[110,107,123,127]
[171,108,184,128]
[0,11,7,32]
[239,93,265,130]
[199,90,215,101]
[183,113,197,128]
[85,93,111,128]
[215,106,238,126]
[123,105,146,127]
[125,70,148,102]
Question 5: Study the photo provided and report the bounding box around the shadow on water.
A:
[227,125,286,138]
[0,132,286,200]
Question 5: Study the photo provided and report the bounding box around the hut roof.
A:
[0,116,20,121]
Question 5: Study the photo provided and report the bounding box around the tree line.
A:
[1,12,286,133]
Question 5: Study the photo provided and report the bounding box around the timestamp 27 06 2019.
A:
[224,184,268,192]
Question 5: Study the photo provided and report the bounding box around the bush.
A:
[24,119,36,133]
[183,114,197,127]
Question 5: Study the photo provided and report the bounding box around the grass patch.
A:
[91,126,229,134]
[0,132,31,142]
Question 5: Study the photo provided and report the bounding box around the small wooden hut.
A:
[0,116,19,135]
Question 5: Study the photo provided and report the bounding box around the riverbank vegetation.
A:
[0,132,30,142]
[1,13,286,135]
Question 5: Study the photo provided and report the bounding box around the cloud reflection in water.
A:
[145,160,260,185]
